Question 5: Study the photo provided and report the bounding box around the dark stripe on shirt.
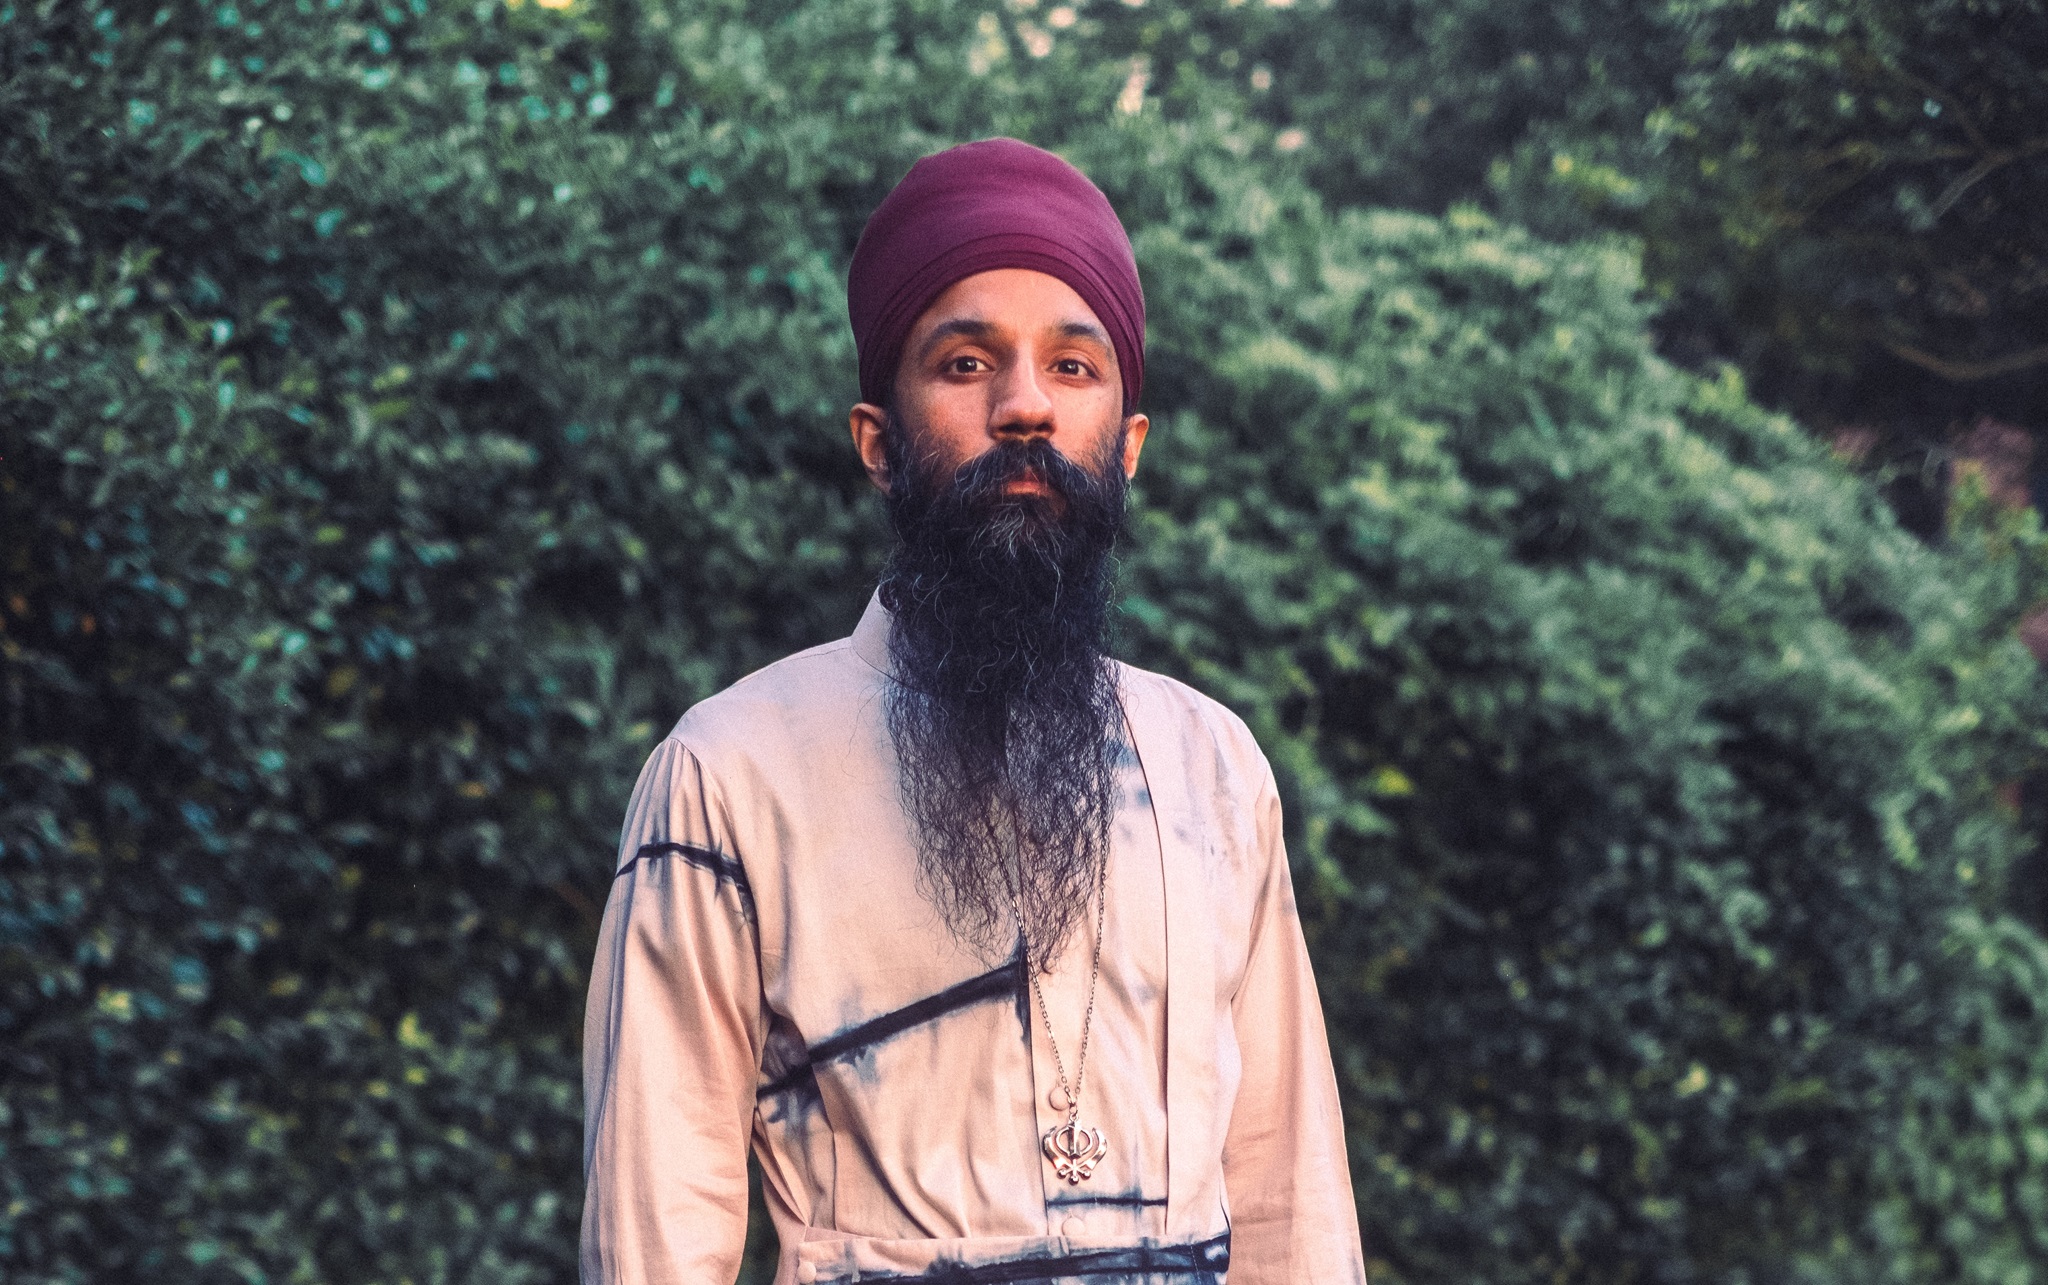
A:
[757,950,1027,1100]
[845,1231,1230,1284]
[618,841,755,919]
[1045,1192,1169,1210]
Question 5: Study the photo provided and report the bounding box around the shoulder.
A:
[615,635,879,866]
[664,635,875,760]
[1112,659,1273,787]
[1114,662,1286,903]
[1114,660,1250,729]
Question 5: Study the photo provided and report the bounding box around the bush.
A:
[1125,200,2048,1281]
[3,3,2045,1283]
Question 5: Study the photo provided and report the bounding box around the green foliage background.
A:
[3,2,2047,1283]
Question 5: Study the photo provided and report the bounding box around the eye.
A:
[1053,358,1092,377]
[947,355,987,375]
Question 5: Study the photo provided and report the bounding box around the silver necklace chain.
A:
[1017,846,1110,1127]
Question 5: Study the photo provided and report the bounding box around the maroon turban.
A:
[847,138,1146,413]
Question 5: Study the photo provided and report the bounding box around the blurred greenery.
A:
[3,2,2046,1283]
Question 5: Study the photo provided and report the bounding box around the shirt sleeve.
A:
[1221,759,1369,1285]
[582,737,766,1285]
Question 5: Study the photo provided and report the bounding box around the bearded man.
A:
[581,139,1366,1285]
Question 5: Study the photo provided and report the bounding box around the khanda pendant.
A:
[1043,1119,1108,1184]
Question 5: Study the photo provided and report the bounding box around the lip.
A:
[1002,473,1051,496]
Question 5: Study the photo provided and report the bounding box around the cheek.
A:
[1057,409,1129,469]
[902,392,992,455]
[894,426,993,491]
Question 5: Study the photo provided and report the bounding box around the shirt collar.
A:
[851,587,894,678]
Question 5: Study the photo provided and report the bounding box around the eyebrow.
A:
[1054,319,1114,347]
[913,316,1114,363]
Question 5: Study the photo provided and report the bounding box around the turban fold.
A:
[847,138,1145,412]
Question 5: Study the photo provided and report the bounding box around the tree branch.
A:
[1801,140,1972,173]
[1929,137,2048,221]
[1885,339,2048,382]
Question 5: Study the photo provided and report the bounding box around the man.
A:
[581,138,1366,1285]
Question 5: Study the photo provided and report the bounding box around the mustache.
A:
[884,431,1128,608]
[936,436,1112,511]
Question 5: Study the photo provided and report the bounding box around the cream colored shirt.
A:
[581,595,1366,1284]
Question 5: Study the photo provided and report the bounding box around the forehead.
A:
[906,269,1110,342]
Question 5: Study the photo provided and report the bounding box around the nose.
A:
[989,361,1054,442]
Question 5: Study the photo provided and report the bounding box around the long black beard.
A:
[880,420,1129,971]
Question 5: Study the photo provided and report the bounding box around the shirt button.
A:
[795,1264,818,1284]
[1061,1215,1087,1237]
[1047,1085,1070,1111]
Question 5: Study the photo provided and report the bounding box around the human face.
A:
[850,269,1149,498]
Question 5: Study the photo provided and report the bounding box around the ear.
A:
[849,402,893,494]
[1120,412,1150,480]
